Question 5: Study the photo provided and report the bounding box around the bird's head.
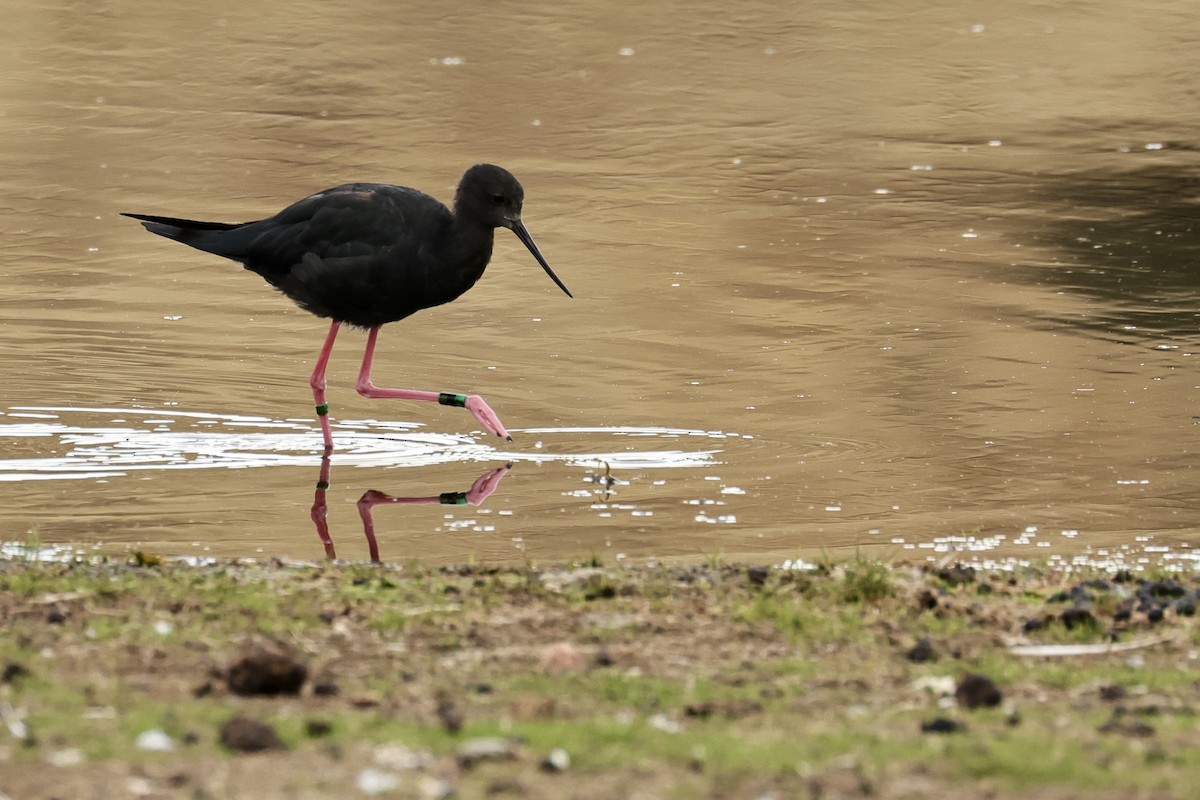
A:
[455,164,572,298]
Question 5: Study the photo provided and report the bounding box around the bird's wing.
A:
[229,184,451,275]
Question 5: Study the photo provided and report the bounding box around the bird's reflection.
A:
[310,456,513,562]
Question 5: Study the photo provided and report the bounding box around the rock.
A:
[374,743,433,770]
[417,775,455,800]
[227,645,307,696]
[955,673,1002,709]
[538,642,586,674]
[747,565,769,587]
[1099,710,1155,737]
[540,747,570,772]
[305,719,333,738]
[44,747,85,767]
[539,567,609,593]
[914,588,939,611]
[434,688,464,734]
[1060,605,1096,630]
[936,564,975,586]
[312,681,339,697]
[906,637,936,663]
[218,717,284,753]
[456,736,518,769]
[356,768,401,795]
[649,713,683,734]
[1,662,30,684]
[920,717,964,734]
[134,728,176,752]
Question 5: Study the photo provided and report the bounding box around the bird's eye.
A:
[490,194,506,205]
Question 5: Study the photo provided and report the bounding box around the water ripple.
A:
[0,406,722,481]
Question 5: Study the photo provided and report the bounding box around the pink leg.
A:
[310,455,336,559]
[355,326,513,440]
[356,464,513,558]
[310,321,341,451]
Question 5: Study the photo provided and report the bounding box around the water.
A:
[1,0,1197,566]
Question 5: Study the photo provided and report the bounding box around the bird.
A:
[123,163,572,451]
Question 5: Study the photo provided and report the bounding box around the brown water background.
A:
[1,0,1198,566]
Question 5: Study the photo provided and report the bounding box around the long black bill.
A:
[510,219,573,298]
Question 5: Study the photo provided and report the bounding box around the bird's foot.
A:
[465,463,513,503]
[464,395,512,440]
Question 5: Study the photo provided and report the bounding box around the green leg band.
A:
[439,492,468,505]
[316,481,330,490]
[315,403,329,416]
[438,393,468,408]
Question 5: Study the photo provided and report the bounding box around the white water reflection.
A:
[0,406,721,482]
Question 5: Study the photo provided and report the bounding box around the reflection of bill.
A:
[311,456,512,563]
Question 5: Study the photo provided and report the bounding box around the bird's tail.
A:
[121,212,243,249]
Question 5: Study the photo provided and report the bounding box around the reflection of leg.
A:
[309,321,341,452]
[311,455,335,559]
[356,464,514,559]
[354,327,513,440]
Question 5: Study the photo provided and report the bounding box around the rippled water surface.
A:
[2,0,1198,565]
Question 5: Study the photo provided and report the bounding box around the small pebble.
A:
[541,747,570,772]
[956,673,1002,709]
[45,747,85,767]
[135,729,175,752]
[218,717,284,753]
[456,736,517,768]
[227,645,307,696]
[920,717,964,734]
[906,637,936,663]
[356,767,401,795]
[538,642,586,674]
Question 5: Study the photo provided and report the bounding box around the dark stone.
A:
[435,689,464,735]
[45,607,68,624]
[1099,684,1127,702]
[936,565,975,586]
[312,681,339,697]
[956,673,1002,709]
[1148,606,1164,624]
[1022,617,1046,633]
[1,662,30,684]
[915,588,939,611]
[456,737,518,769]
[227,646,307,696]
[593,649,615,668]
[1099,710,1156,738]
[1060,605,1097,630]
[219,717,284,752]
[305,719,333,738]
[906,637,937,663]
[921,717,964,734]
[1149,579,1187,599]
[747,565,770,587]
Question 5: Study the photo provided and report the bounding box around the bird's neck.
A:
[433,220,495,302]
